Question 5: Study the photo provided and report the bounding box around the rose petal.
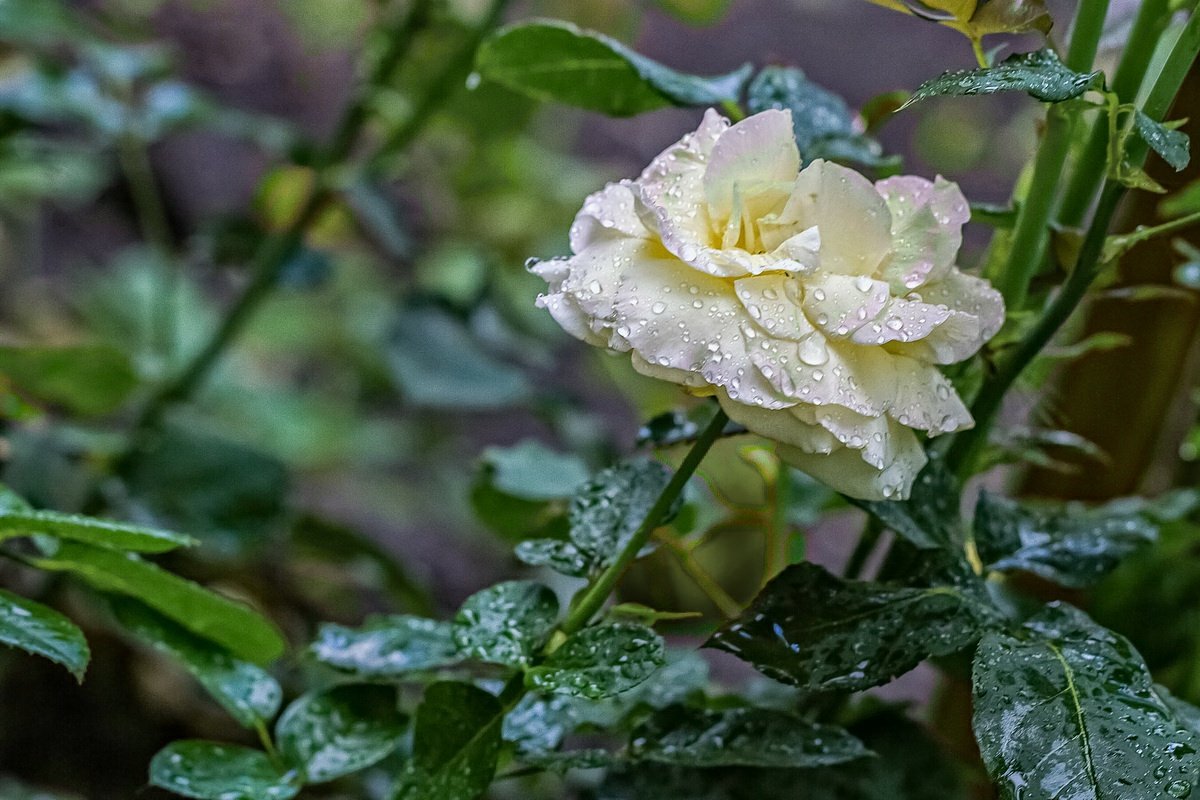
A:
[703,109,800,225]
[569,181,649,254]
[875,175,969,291]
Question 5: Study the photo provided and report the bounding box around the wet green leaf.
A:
[1133,110,1191,172]
[276,685,406,784]
[973,604,1199,800]
[572,459,676,567]
[514,539,592,577]
[476,20,751,117]
[0,509,194,553]
[903,49,1100,108]
[149,741,299,800]
[519,748,617,772]
[310,615,460,677]
[975,492,1157,587]
[847,456,961,550]
[631,706,869,768]
[0,589,89,680]
[112,599,281,728]
[33,541,285,664]
[392,682,503,800]
[707,562,997,691]
[0,344,137,416]
[747,66,892,169]
[453,581,559,668]
[527,623,666,699]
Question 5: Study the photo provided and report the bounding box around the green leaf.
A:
[453,581,559,668]
[276,684,406,784]
[974,492,1157,587]
[476,20,751,117]
[387,306,532,411]
[847,456,961,550]
[526,623,666,699]
[33,541,285,664]
[478,440,589,501]
[746,66,891,169]
[572,459,676,567]
[631,706,869,768]
[392,682,503,800]
[1162,178,1200,219]
[149,741,299,800]
[903,49,1101,108]
[0,588,89,680]
[973,603,1200,800]
[310,615,460,677]
[514,538,592,577]
[111,599,281,728]
[1134,109,1191,172]
[707,562,997,692]
[653,0,735,25]
[0,344,137,416]
[0,509,194,553]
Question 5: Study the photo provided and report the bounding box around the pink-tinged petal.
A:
[703,109,800,224]
[886,270,1005,364]
[569,181,649,254]
[875,175,968,291]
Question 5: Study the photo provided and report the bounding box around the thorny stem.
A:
[115,0,437,461]
[559,409,730,636]
[948,7,1200,476]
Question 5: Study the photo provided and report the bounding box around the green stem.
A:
[116,0,434,453]
[1058,0,1173,227]
[844,517,882,580]
[948,8,1200,476]
[990,0,1112,308]
[1106,208,1200,255]
[559,409,729,636]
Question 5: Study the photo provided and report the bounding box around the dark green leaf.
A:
[112,599,281,728]
[746,66,890,168]
[0,344,137,416]
[0,588,89,680]
[519,748,616,772]
[707,562,996,691]
[526,623,666,699]
[478,440,589,501]
[149,741,299,800]
[476,20,751,117]
[453,581,559,668]
[503,693,579,755]
[0,509,194,553]
[973,603,1200,800]
[387,307,532,410]
[276,684,405,783]
[847,456,961,550]
[570,459,676,568]
[514,539,592,577]
[33,541,285,664]
[392,681,503,800]
[903,49,1101,108]
[310,615,459,677]
[975,492,1157,587]
[631,706,868,768]
[1158,684,1200,736]
[1134,109,1191,171]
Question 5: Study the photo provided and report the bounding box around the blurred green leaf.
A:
[0,0,88,46]
[276,685,405,784]
[478,440,589,501]
[112,598,281,728]
[453,581,559,668]
[974,492,1157,586]
[903,49,1101,108]
[1162,178,1200,219]
[149,741,299,800]
[707,562,997,692]
[0,344,137,417]
[393,681,503,800]
[973,603,1200,800]
[0,138,110,206]
[652,0,734,25]
[631,706,868,768]
[526,623,666,699]
[1133,110,1191,172]
[0,588,89,680]
[476,20,751,117]
[0,508,193,553]
[33,541,285,663]
[310,615,460,678]
[387,306,532,410]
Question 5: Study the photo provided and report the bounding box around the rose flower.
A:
[532,108,1003,500]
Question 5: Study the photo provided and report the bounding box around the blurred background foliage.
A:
[1,0,1199,797]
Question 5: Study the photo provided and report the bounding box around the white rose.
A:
[532,108,1004,500]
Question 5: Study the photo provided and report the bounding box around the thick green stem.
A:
[1058,0,1173,227]
[559,409,729,636]
[991,0,1112,308]
[948,8,1200,476]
